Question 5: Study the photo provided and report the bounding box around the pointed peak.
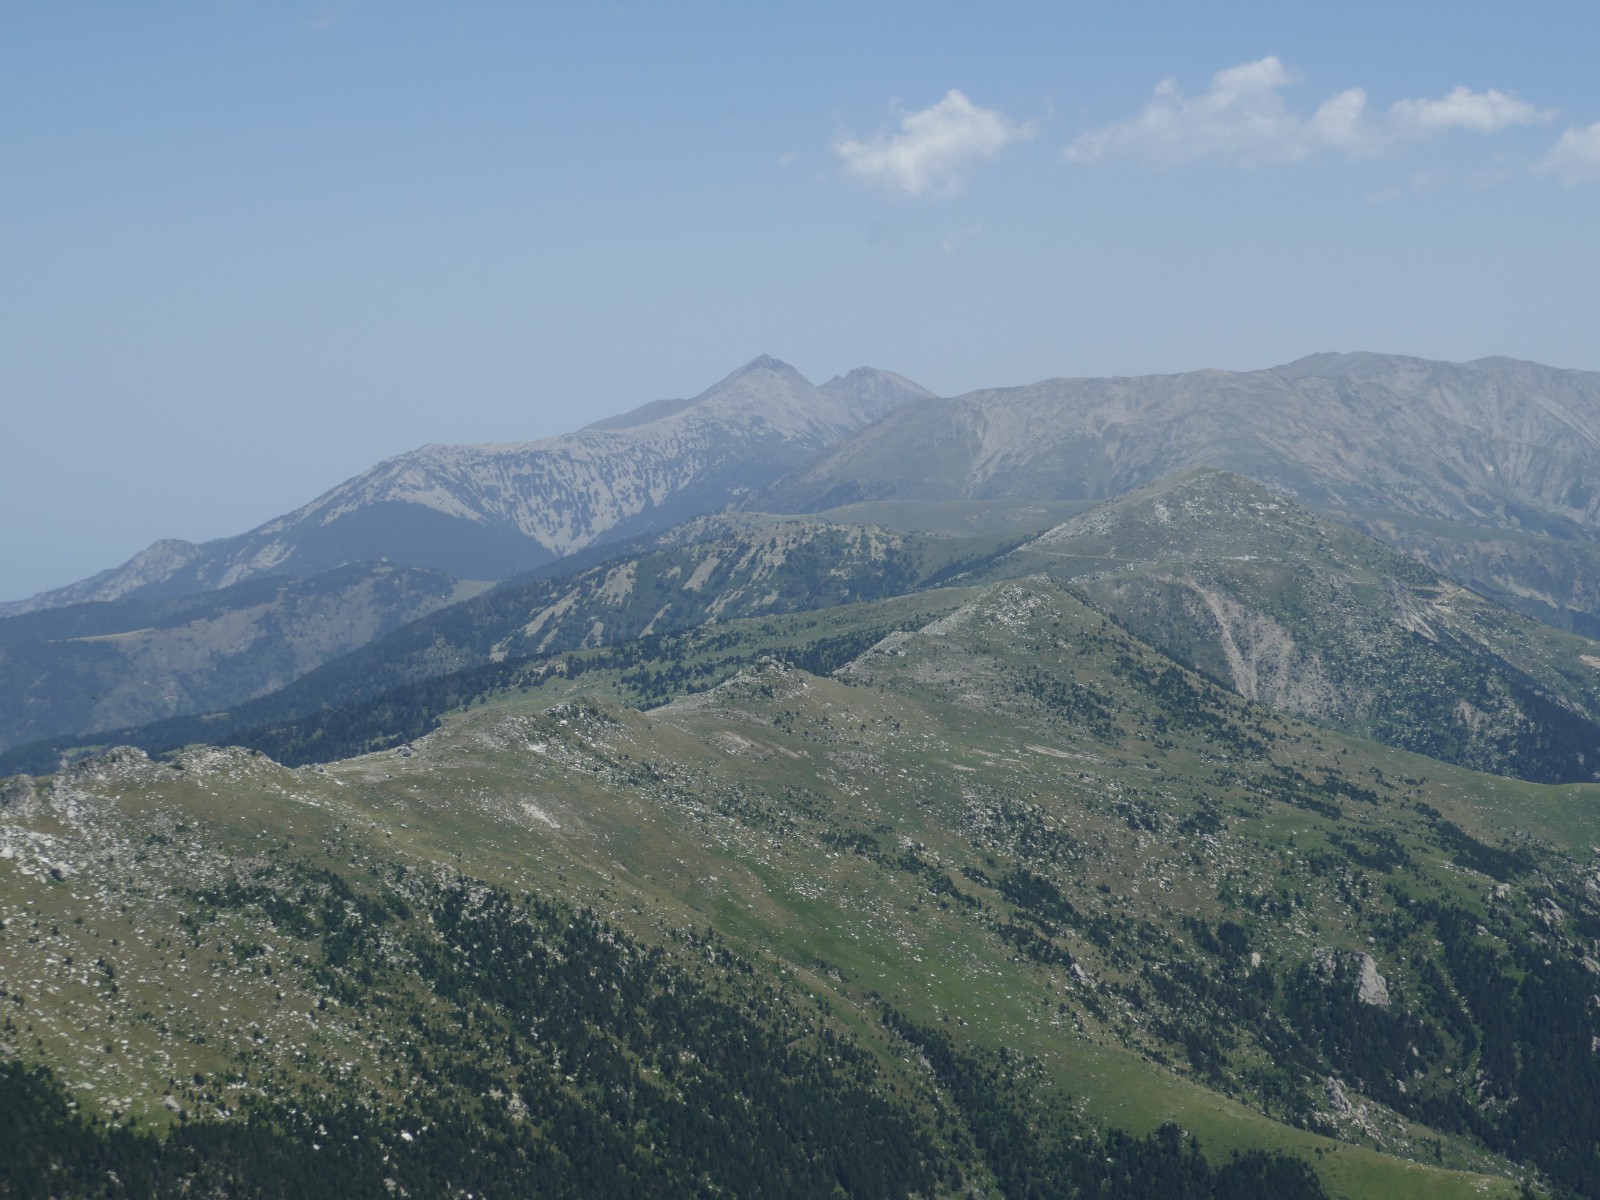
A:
[686,355,812,402]
[824,366,887,386]
[725,355,810,385]
[743,353,800,375]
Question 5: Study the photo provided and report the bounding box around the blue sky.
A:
[3,1,1598,599]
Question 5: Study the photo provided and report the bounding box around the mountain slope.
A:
[760,352,1600,536]
[3,358,933,615]
[0,563,480,754]
[1341,508,1600,639]
[12,574,1600,1194]
[992,469,1600,783]
[0,518,1013,774]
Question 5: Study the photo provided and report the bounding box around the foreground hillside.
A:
[7,576,1599,1196]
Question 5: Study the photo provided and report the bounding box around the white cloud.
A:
[835,90,1035,199]
[1533,122,1600,183]
[1389,87,1547,137]
[1064,57,1552,168]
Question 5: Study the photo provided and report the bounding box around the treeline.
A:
[881,1009,1328,1200]
[141,861,944,1199]
[1165,881,1600,1197]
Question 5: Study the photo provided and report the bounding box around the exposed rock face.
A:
[1356,954,1391,1007]
[3,359,933,614]
[1313,948,1390,1008]
[992,469,1600,784]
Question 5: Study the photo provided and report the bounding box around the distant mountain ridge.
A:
[2,357,933,616]
[0,562,479,754]
[758,352,1600,535]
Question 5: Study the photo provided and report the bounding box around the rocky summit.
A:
[3,357,932,616]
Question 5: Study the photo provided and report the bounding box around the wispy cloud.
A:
[1533,122,1600,183]
[941,224,983,254]
[1064,57,1552,168]
[1365,170,1451,204]
[836,90,1035,199]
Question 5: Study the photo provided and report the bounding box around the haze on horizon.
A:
[3,1,1597,602]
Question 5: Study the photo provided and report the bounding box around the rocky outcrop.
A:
[1356,954,1391,1007]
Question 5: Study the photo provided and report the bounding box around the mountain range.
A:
[7,349,1600,1198]
[17,352,1600,624]
[7,350,1599,767]
[760,352,1600,528]
[2,357,931,615]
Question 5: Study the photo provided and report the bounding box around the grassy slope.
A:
[14,578,1600,1194]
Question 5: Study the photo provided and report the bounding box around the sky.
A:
[3,1,1598,601]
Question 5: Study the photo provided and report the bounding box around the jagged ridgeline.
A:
[3,358,936,617]
[6,575,1600,1196]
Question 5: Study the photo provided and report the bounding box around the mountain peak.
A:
[678,355,813,406]
[723,354,810,386]
[743,353,799,374]
[820,366,936,398]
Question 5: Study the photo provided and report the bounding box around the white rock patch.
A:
[1356,953,1390,1007]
